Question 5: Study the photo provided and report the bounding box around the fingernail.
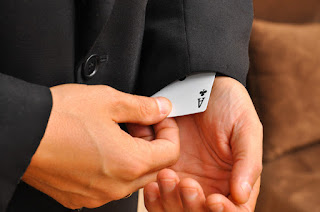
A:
[146,192,158,202]
[181,187,198,201]
[155,97,171,115]
[241,181,252,195]
[209,203,224,212]
[160,179,176,193]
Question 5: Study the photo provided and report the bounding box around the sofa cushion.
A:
[247,20,320,161]
[253,0,320,23]
[255,143,320,212]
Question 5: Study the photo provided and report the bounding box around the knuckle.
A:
[111,192,122,200]
[137,98,156,119]
[109,93,121,105]
[110,188,127,200]
[168,139,180,166]
[84,199,106,209]
[106,89,121,106]
[95,186,115,201]
[254,161,263,176]
[63,203,79,210]
[99,85,114,93]
[122,162,146,181]
[65,197,83,210]
[96,85,113,98]
[106,157,146,182]
[94,85,119,108]
[171,147,180,165]
[242,204,253,212]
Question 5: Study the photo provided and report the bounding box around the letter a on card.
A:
[198,97,205,108]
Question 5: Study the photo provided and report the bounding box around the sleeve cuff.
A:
[0,73,52,210]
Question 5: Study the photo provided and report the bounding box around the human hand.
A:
[22,84,180,209]
[144,169,260,212]
[129,77,263,211]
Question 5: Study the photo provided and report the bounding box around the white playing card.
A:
[151,72,216,117]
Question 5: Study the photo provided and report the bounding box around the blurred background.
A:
[248,0,320,211]
[139,0,320,211]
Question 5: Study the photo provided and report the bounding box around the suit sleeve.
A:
[136,0,253,96]
[0,73,52,211]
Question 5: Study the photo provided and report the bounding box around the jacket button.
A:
[82,54,99,79]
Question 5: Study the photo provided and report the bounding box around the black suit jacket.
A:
[0,0,253,211]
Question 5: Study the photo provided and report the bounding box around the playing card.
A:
[151,72,216,117]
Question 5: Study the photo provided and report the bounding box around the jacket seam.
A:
[181,0,191,75]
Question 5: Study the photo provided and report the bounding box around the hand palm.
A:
[170,77,263,205]
[128,77,262,205]
[140,77,263,212]
[172,78,243,197]
[172,113,232,197]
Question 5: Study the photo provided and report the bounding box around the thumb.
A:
[109,90,172,125]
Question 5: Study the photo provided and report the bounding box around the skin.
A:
[22,84,180,209]
[128,77,263,212]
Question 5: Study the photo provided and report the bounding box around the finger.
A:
[109,90,172,125]
[112,118,179,192]
[124,119,179,191]
[126,123,155,141]
[157,169,183,212]
[179,178,207,212]
[128,171,158,193]
[207,193,237,212]
[206,177,261,212]
[134,118,180,172]
[230,111,263,204]
[245,177,261,211]
[144,182,164,212]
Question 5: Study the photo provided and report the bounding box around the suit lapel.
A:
[76,0,116,64]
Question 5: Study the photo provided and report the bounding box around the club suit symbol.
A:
[198,89,207,108]
[200,89,207,96]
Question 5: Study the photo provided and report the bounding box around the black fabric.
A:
[82,192,139,212]
[76,0,115,62]
[0,0,253,211]
[7,182,138,212]
[0,0,76,87]
[0,74,52,211]
[183,0,253,85]
[136,0,253,96]
[7,182,70,212]
[136,0,190,96]
[75,0,146,94]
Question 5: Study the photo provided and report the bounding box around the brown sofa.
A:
[247,1,320,211]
